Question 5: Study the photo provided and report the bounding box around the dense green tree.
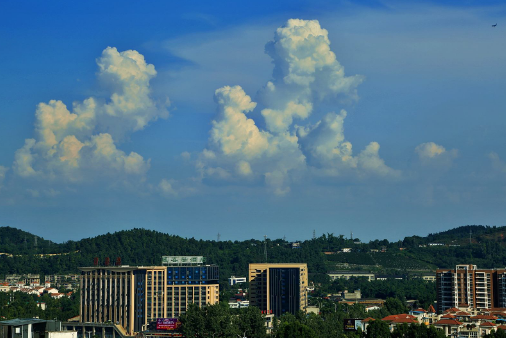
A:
[275,320,317,338]
[484,328,506,338]
[391,323,446,338]
[234,306,267,338]
[384,298,408,315]
[364,320,391,338]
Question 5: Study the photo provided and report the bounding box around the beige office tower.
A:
[436,264,506,313]
[79,262,219,335]
[249,263,308,316]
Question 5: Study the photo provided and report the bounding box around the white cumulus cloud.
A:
[415,142,458,167]
[0,166,8,189]
[196,19,397,194]
[298,110,398,178]
[12,47,165,185]
[210,86,269,160]
[259,19,364,133]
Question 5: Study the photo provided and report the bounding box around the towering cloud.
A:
[259,19,364,133]
[197,19,397,194]
[210,86,269,160]
[297,110,399,178]
[13,47,166,184]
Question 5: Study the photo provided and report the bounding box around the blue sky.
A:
[1,0,505,243]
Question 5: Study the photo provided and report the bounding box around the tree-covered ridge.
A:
[2,225,506,279]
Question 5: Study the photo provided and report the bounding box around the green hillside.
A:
[1,225,506,283]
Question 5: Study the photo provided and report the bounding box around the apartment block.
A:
[436,264,506,313]
[249,263,308,317]
[79,258,219,335]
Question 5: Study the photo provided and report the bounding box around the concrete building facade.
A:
[436,264,506,313]
[79,264,219,335]
[249,263,308,317]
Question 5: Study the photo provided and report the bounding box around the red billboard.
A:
[156,318,180,331]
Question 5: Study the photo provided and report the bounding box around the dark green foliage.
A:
[484,328,506,338]
[2,224,506,287]
[233,306,267,338]
[179,303,266,338]
[275,320,317,338]
[0,291,79,321]
[364,320,391,338]
[391,323,446,338]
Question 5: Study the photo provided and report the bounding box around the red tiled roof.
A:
[471,315,498,320]
[441,314,456,319]
[413,308,427,312]
[382,314,416,322]
[455,311,471,316]
[497,325,506,330]
[445,307,460,313]
[362,317,375,322]
[434,319,463,326]
[390,318,418,324]
[480,321,496,327]
[428,305,436,313]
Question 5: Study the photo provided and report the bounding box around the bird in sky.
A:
[492,23,497,27]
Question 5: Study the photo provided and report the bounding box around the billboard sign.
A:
[156,318,180,331]
[162,256,204,265]
[343,319,362,331]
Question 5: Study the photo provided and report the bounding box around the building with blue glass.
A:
[79,261,219,335]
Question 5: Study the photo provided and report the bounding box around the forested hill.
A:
[2,225,506,282]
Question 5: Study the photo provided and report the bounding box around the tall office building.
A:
[79,257,219,335]
[249,263,308,316]
[436,264,506,313]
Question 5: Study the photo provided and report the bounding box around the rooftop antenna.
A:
[264,235,268,262]
[217,233,221,242]
[283,235,286,242]
[351,231,353,240]
[313,230,316,240]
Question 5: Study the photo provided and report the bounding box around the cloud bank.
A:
[197,19,398,194]
[13,47,168,185]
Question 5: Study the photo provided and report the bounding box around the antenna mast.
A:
[264,235,267,262]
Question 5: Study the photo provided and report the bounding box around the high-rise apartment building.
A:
[436,264,506,313]
[79,257,219,335]
[249,263,308,317]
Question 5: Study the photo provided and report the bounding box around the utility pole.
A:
[217,233,220,242]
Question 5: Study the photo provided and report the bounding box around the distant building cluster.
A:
[0,274,76,299]
[359,306,506,337]
[437,264,506,312]
[328,271,436,282]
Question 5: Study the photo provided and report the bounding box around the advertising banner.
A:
[162,256,204,265]
[156,318,180,331]
[344,318,362,331]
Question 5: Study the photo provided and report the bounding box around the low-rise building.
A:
[328,271,375,282]
[228,276,247,285]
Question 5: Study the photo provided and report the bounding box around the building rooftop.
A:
[0,318,49,326]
